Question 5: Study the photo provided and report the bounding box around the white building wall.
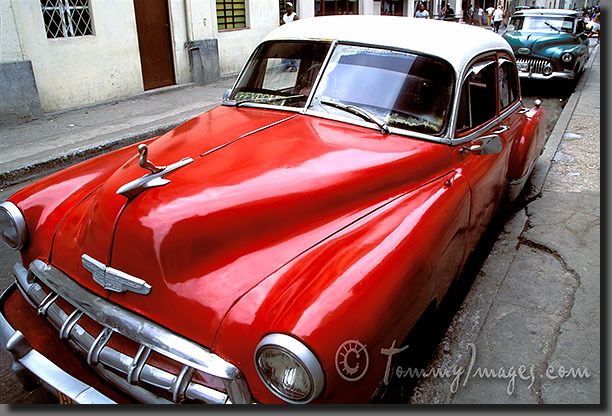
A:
[215,1,280,76]
[9,0,143,112]
[188,0,279,77]
[0,0,25,62]
[168,0,191,85]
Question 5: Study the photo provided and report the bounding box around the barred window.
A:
[216,0,247,30]
[41,0,93,39]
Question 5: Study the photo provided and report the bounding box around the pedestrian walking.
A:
[415,3,430,18]
[486,5,495,28]
[492,5,504,33]
[475,5,484,26]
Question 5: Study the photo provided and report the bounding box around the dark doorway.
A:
[133,0,176,90]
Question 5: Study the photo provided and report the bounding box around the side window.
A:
[456,60,497,133]
[498,58,519,110]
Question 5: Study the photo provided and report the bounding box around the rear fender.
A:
[507,105,546,182]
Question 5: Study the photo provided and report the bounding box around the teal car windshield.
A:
[509,16,575,32]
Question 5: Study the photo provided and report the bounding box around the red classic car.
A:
[0,16,545,404]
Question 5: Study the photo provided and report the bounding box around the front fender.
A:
[7,139,154,265]
[212,171,471,403]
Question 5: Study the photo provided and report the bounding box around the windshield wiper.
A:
[319,99,390,134]
[233,94,306,107]
[544,21,562,32]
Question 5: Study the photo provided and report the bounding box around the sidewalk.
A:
[410,45,600,404]
[0,77,236,187]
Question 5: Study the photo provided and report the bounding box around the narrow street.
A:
[0,69,584,405]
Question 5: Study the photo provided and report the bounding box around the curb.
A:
[0,119,188,189]
[529,43,599,194]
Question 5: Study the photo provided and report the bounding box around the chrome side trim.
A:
[0,284,116,404]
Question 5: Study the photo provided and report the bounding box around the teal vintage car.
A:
[502,9,590,81]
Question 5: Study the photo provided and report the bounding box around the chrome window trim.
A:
[448,51,498,140]
[223,39,337,112]
[451,101,522,146]
[449,50,523,145]
[0,201,28,250]
[254,333,325,404]
[225,39,456,144]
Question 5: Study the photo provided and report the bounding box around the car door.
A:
[453,55,514,255]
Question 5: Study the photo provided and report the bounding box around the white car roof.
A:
[514,8,579,16]
[262,16,513,73]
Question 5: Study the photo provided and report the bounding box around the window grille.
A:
[216,0,247,30]
[41,0,93,39]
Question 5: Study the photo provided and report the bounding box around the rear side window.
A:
[498,58,519,110]
[456,60,497,132]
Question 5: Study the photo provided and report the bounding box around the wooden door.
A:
[133,0,175,90]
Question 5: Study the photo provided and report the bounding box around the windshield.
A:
[309,44,454,135]
[227,41,331,108]
[509,16,575,32]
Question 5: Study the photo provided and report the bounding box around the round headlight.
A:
[561,52,573,63]
[0,201,28,250]
[255,334,324,403]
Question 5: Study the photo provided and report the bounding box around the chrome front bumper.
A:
[0,283,115,404]
[518,70,575,80]
[1,261,253,404]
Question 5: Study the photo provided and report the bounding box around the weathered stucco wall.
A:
[9,0,143,112]
[189,0,280,77]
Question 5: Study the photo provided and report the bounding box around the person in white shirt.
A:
[415,3,430,18]
[486,6,495,27]
[281,2,299,71]
[476,6,484,26]
[492,5,504,33]
[282,2,299,24]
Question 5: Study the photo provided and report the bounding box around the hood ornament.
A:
[116,144,194,199]
[82,254,152,295]
[138,144,165,174]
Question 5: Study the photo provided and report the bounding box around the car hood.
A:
[50,106,452,348]
[503,31,576,55]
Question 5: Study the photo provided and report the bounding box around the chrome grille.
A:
[516,58,553,75]
[13,261,252,404]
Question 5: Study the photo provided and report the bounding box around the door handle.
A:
[518,108,530,114]
[492,125,509,134]
[459,134,502,155]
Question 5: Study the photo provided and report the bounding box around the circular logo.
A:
[335,340,369,382]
